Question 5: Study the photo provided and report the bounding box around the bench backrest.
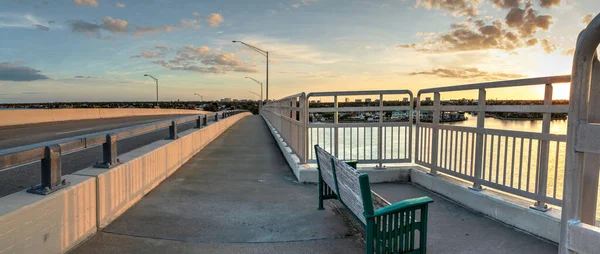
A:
[315,145,337,191]
[331,156,372,226]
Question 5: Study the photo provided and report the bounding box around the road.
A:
[0,114,197,150]
[0,114,204,197]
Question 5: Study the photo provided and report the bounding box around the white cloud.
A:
[116,3,126,8]
[227,36,349,64]
[0,13,58,31]
[74,0,98,7]
[206,13,223,27]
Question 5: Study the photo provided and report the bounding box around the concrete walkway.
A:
[72,115,557,253]
[72,116,364,253]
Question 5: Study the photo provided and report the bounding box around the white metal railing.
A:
[415,75,571,210]
[559,14,600,254]
[261,92,307,163]
[306,90,413,166]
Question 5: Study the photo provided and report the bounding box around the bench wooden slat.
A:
[315,146,336,191]
[332,157,367,225]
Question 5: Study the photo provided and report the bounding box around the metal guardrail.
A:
[415,75,571,211]
[261,93,307,163]
[306,90,413,167]
[559,13,600,254]
[0,110,246,195]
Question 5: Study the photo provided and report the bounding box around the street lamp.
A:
[232,40,269,101]
[194,93,204,101]
[143,74,159,108]
[245,77,263,111]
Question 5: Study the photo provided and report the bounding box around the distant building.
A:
[425,97,432,102]
[233,99,239,102]
[355,99,362,102]
[345,98,350,102]
[365,98,372,103]
[402,98,409,103]
[221,98,232,102]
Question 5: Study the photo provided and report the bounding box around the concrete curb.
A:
[0,113,252,254]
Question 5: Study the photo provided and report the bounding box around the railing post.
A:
[215,114,219,122]
[196,115,202,128]
[170,120,178,139]
[203,115,208,126]
[415,93,421,164]
[334,95,339,158]
[429,92,440,175]
[471,88,486,190]
[27,144,70,195]
[531,84,552,211]
[94,133,119,168]
[377,93,384,168]
[581,59,600,224]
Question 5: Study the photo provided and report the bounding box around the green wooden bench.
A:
[315,145,433,254]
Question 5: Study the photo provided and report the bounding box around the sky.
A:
[0,0,598,103]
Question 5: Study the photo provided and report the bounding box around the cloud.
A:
[540,39,556,53]
[409,67,525,80]
[583,14,595,25]
[74,76,93,79]
[492,0,521,9]
[0,62,49,81]
[131,46,168,59]
[101,16,128,33]
[505,5,552,37]
[134,25,176,36]
[415,0,481,17]
[291,0,318,8]
[48,20,55,24]
[539,0,560,8]
[74,0,98,7]
[34,24,49,31]
[206,13,223,27]
[116,3,125,8]
[0,13,56,31]
[179,19,200,29]
[398,3,553,53]
[150,45,258,74]
[70,20,101,35]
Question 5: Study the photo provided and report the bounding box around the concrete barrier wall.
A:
[0,175,97,254]
[0,113,251,254]
[0,108,208,127]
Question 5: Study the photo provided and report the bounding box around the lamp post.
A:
[194,93,204,101]
[232,41,269,101]
[143,74,159,108]
[245,77,263,112]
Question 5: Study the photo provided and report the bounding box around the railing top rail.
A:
[417,75,571,95]
[307,90,413,98]
[0,110,241,170]
[265,92,306,104]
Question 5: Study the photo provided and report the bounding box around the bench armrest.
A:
[371,196,433,217]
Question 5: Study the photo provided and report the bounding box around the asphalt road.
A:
[0,114,196,150]
[0,114,204,197]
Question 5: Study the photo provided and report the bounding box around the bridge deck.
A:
[72,116,556,253]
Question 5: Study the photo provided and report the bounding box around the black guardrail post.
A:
[95,133,119,168]
[203,115,208,126]
[27,144,70,195]
[215,114,219,122]
[169,121,178,139]
[196,115,202,128]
